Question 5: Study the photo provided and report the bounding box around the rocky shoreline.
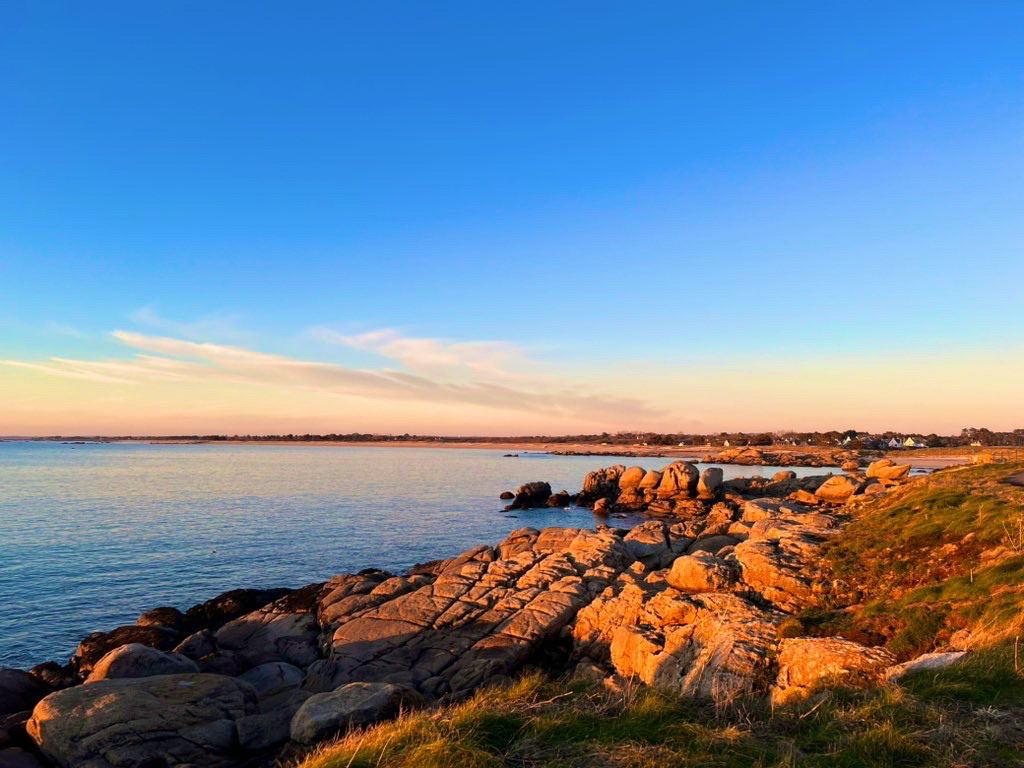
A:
[1,458,958,768]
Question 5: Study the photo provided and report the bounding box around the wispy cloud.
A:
[1,330,662,425]
[129,306,247,341]
[310,327,532,378]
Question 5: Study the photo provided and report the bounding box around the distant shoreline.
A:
[11,437,971,467]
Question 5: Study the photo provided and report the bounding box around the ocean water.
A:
[0,441,832,669]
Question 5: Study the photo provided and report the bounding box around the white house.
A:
[904,437,925,449]
[887,437,903,449]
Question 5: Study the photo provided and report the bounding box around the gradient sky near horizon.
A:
[2,2,1023,435]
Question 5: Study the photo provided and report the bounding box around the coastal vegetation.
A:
[297,463,1024,768]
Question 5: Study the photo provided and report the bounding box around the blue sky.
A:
[2,2,1023,433]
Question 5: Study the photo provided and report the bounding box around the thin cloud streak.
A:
[310,327,532,378]
[1,331,663,425]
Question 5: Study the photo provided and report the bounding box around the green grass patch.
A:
[902,640,1024,707]
[818,464,1024,657]
[295,667,1024,768]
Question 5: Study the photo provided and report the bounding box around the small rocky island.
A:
[0,458,969,768]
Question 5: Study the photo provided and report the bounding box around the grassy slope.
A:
[812,462,1024,658]
[296,465,1024,768]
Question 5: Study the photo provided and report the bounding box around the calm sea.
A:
[0,441,830,669]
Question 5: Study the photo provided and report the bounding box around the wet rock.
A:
[28,673,258,768]
[499,491,514,500]
[136,606,189,632]
[546,490,572,507]
[593,498,610,515]
[509,481,552,509]
[85,643,199,682]
[290,682,421,745]
[26,664,74,692]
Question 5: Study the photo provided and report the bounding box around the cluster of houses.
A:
[842,435,929,449]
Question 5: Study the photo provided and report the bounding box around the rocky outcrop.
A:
[317,527,632,699]
[13,458,926,766]
[28,674,258,768]
[580,465,626,502]
[713,447,864,468]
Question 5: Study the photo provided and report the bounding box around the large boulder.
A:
[656,462,700,499]
[814,475,861,503]
[696,467,723,499]
[85,643,199,682]
[607,592,780,702]
[772,638,896,704]
[866,459,912,481]
[0,670,50,718]
[27,673,258,768]
[290,682,420,745]
[618,467,647,490]
[581,465,626,501]
[638,469,663,489]
[666,551,736,593]
[622,521,672,569]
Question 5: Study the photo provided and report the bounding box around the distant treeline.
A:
[36,426,1024,447]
